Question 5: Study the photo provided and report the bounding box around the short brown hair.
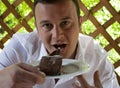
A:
[33,0,80,19]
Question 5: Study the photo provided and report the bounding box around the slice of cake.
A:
[39,49,63,76]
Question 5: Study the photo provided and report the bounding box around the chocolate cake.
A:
[39,49,63,76]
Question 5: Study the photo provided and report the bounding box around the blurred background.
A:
[0,0,120,83]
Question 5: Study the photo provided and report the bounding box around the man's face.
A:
[35,1,80,58]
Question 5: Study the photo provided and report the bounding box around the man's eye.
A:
[61,21,69,25]
[60,20,71,28]
[42,23,53,31]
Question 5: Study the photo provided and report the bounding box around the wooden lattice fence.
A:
[0,0,120,83]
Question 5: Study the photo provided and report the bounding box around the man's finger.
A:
[17,63,39,73]
[72,83,81,88]
[15,63,46,84]
[77,75,89,87]
[18,68,45,84]
[94,71,103,88]
[36,71,46,84]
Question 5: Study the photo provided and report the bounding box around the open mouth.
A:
[54,44,66,49]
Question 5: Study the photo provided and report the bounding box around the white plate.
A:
[47,59,90,79]
[30,59,90,79]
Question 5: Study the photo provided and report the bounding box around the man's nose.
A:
[52,26,64,41]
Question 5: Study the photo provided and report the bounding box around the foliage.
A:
[0,0,120,64]
[109,0,120,12]
[108,49,120,64]
[0,0,7,15]
[8,0,16,4]
[94,7,112,25]
[81,0,100,10]
[4,13,19,29]
[107,22,120,40]
[81,0,120,64]
[95,34,109,48]
[16,1,32,17]
[82,20,96,34]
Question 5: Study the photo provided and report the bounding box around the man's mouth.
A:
[53,44,66,49]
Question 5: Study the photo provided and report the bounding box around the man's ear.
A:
[79,17,82,33]
[79,17,82,24]
[35,21,38,30]
[34,21,37,28]
[35,21,39,34]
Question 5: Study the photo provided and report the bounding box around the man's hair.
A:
[33,0,80,19]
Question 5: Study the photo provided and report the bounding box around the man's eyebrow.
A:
[61,17,71,20]
[39,17,71,24]
[39,20,50,24]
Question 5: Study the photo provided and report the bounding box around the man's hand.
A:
[0,63,45,88]
[72,71,103,88]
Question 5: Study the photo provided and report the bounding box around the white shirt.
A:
[0,30,119,88]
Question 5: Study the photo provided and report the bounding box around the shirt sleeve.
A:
[78,34,119,88]
[0,34,27,70]
[94,43,120,88]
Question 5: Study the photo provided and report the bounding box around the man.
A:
[0,0,119,88]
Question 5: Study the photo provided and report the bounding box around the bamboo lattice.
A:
[0,0,120,83]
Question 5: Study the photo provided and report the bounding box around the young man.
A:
[0,0,119,88]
